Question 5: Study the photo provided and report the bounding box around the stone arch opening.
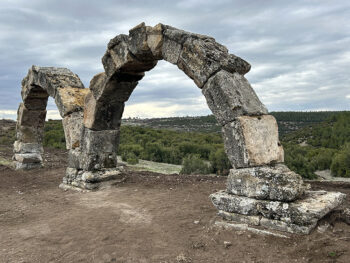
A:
[13,66,88,169]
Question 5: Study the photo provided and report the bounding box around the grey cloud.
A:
[0,0,349,119]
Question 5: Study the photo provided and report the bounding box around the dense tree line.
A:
[282,112,350,178]
[2,111,349,178]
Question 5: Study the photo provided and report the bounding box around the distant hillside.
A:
[1,111,349,178]
[122,111,345,136]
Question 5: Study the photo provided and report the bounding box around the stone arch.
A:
[79,23,283,180]
[13,66,88,169]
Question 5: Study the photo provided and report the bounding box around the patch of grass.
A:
[118,156,182,174]
[0,156,15,168]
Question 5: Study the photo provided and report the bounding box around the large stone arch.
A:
[82,23,284,173]
[13,66,88,169]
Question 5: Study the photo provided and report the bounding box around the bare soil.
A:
[1,147,350,263]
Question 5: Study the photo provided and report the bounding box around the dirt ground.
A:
[1,147,350,263]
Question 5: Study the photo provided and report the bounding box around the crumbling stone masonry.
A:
[14,23,346,234]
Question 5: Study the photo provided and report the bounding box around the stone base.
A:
[214,220,290,238]
[14,161,43,170]
[210,190,346,234]
[62,167,125,190]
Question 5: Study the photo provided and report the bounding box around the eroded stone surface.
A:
[14,153,42,164]
[63,167,124,190]
[210,190,346,226]
[222,115,284,168]
[62,111,84,149]
[13,141,43,154]
[227,165,306,201]
[217,210,316,234]
[55,87,89,117]
[202,70,268,126]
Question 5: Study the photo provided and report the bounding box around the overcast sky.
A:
[0,0,349,120]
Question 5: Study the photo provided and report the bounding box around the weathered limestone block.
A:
[222,115,284,168]
[21,83,49,102]
[21,83,49,110]
[17,103,46,128]
[210,190,346,226]
[128,22,155,61]
[63,168,123,190]
[15,162,42,170]
[89,72,137,103]
[218,210,260,226]
[14,153,42,163]
[62,111,84,149]
[55,87,89,117]
[16,125,44,143]
[227,165,306,201]
[146,23,164,59]
[259,216,317,235]
[218,210,316,234]
[202,70,268,125]
[24,66,84,98]
[83,91,125,130]
[13,141,43,154]
[177,38,227,88]
[68,129,120,170]
[82,128,120,154]
[102,34,157,77]
[175,32,251,88]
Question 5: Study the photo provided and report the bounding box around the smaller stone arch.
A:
[13,66,88,169]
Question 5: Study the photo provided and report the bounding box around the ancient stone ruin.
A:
[13,23,346,234]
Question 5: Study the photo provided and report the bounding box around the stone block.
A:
[102,34,157,77]
[259,217,316,235]
[62,111,84,149]
[83,92,124,130]
[13,141,43,154]
[128,22,154,61]
[202,70,268,125]
[23,97,48,110]
[146,23,164,59]
[16,125,44,143]
[24,66,84,98]
[89,72,137,103]
[177,37,251,88]
[210,190,346,226]
[218,210,316,234]
[227,165,306,201]
[161,26,201,64]
[82,129,120,154]
[21,83,49,102]
[218,210,260,226]
[17,103,46,128]
[222,115,284,168]
[55,87,89,117]
[15,161,42,170]
[68,129,120,170]
[14,153,42,163]
[177,38,228,88]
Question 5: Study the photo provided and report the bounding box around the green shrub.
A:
[331,143,350,177]
[209,148,231,175]
[180,154,211,175]
[122,152,139,165]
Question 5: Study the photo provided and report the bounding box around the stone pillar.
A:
[13,103,46,169]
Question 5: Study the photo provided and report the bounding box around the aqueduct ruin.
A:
[13,23,345,234]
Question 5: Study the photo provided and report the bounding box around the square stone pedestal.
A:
[210,190,346,234]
